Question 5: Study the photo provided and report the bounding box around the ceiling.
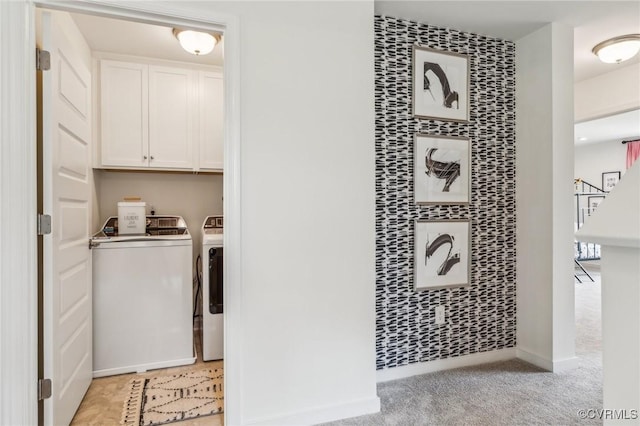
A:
[70,12,224,66]
[72,2,639,79]
[376,1,640,82]
[70,2,639,145]
[575,108,640,145]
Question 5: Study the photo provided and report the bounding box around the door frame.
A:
[2,1,243,425]
[0,2,38,425]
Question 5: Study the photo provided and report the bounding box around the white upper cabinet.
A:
[148,66,194,169]
[98,58,222,172]
[100,60,148,167]
[198,71,224,171]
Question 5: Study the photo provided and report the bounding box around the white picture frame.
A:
[414,219,471,290]
[414,134,470,205]
[412,45,470,122]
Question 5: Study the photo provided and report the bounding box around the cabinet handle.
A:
[143,155,148,160]
[150,156,154,160]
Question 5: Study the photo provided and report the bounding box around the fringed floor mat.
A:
[121,368,223,426]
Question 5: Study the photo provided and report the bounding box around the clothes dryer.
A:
[202,215,224,361]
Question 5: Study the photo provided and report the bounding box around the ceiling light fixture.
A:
[173,29,220,56]
[592,34,640,64]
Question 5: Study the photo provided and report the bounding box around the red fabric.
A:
[627,140,640,170]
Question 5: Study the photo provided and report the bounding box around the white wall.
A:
[4,0,379,424]
[201,1,379,423]
[1,1,377,424]
[515,22,577,372]
[575,141,628,189]
[575,63,640,122]
[573,62,639,269]
[550,23,576,367]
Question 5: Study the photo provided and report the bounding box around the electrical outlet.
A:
[435,306,445,325]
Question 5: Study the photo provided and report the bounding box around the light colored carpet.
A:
[121,368,223,426]
[325,276,602,425]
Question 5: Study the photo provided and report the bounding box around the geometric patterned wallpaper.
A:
[374,16,517,370]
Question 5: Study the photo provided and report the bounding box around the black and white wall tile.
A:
[375,16,516,370]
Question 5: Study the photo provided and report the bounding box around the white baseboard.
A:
[516,348,553,371]
[93,354,197,378]
[516,348,578,372]
[552,356,579,372]
[376,348,517,383]
[245,396,380,426]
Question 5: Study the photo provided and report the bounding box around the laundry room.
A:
[37,8,227,425]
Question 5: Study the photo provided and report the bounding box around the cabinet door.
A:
[100,60,149,167]
[199,71,224,171]
[148,66,194,169]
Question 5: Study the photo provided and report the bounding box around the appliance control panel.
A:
[204,216,223,229]
[203,216,223,234]
[98,215,188,237]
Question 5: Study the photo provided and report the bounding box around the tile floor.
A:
[71,328,223,426]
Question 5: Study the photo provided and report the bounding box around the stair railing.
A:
[574,178,605,271]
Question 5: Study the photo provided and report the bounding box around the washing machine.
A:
[91,215,195,377]
[202,215,224,361]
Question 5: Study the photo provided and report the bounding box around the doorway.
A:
[572,108,640,382]
[33,2,242,425]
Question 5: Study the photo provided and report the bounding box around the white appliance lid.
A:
[90,237,192,249]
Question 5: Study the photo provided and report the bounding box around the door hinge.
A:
[36,48,51,71]
[37,214,52,236]
[38,378,52,401]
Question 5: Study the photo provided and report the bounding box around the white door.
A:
[41,10,93,426]
[148,65,194,169]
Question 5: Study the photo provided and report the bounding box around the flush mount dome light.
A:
[173,29,220,56]
[592,34,640,64]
